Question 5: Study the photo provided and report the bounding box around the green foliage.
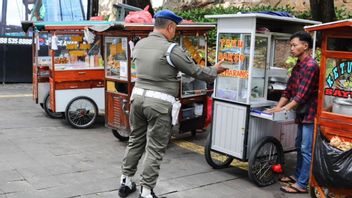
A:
[173,4,351,46]
[335,6,352,20]
[174,5,313,47]
[285,56,298,76]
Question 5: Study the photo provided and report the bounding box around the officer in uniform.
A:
[118,10,227,198]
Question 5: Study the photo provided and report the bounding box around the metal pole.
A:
[24,0,29,20]
[79,0,85,20]
[1,0,8,84]
[2,45,6,84]
[59,0,63,21]
[1,0,8,34]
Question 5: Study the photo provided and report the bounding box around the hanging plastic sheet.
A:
[312,129,352,188]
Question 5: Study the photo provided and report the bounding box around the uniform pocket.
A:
[144,98,172,115]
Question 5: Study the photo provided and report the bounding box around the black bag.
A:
[312,129,352,188]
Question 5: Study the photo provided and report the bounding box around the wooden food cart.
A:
[203,13,320,187]
[104,23,215,141]
[32,21,116,128]
[305,19,352,198]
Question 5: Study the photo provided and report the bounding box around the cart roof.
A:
[305,19,352,32]
[33,21,124,31]
[205,13,320,25]
[31,21,215,32]
[124,23,216,31]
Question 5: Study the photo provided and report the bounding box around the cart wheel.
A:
[43,94,64,119]
[191,130,196,137]
[204,133,234,169]
[248,136,284,187]
[112,129,129,142]
[65,96,98,129]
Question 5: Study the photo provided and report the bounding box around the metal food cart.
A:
[305,20,352,198]
[104,23,215,141]
[203,13,320,186]
[31,21,117,128]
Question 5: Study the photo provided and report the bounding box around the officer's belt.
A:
[132,87,176,104]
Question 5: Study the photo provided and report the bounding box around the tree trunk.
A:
[125,0,154,15]
[309,0,336,23]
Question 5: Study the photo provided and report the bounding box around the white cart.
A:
[204,13,320,186]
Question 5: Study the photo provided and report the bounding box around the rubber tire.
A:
[65,96,98,129]
[248,136,284,187]
[112,129,129,142]
[43,94,64,119]
[191,130,197,137]
[204,133,234,169]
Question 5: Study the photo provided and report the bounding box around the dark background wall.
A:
[0,39,32,83]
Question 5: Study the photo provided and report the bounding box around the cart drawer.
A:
[54,69,104,82]
[55,80,104,90]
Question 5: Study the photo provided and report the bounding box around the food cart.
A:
[104,23,215,141]
[203,13,320,186]
[305,20,352,198]
[32,21,119,128]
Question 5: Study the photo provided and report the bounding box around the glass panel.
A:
[104,37,128,79]
[251,36,268,100]
[323,58,352,117]
[273,39,291,69]
[182,35,207,67]
[53,33,103,70]
[215,33,249,102]
[327,38,352,52]
[253,36,267,70]
[35,32,51,66]
[31,0,88,21]
[181,35,207,97]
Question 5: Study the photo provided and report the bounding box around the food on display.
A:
[54,57,69,64]
[330,136,352,151]
[182,37,206,67]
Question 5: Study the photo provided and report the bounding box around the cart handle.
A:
[122,99,129,116]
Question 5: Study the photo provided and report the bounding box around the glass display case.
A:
[180,35,208,97]
[53,33,103,70]
[104,36,129,79]
[215,33,269,104]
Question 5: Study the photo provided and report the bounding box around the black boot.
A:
[118,181,136,198]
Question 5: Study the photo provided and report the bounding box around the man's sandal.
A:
[279,176,296,183]
[280,184,308,194]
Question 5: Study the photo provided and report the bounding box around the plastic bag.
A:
[312,129,352,188]
[205,97,213,128]
[124,5,152,24]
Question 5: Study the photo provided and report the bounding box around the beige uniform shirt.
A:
[133,32,217,97]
